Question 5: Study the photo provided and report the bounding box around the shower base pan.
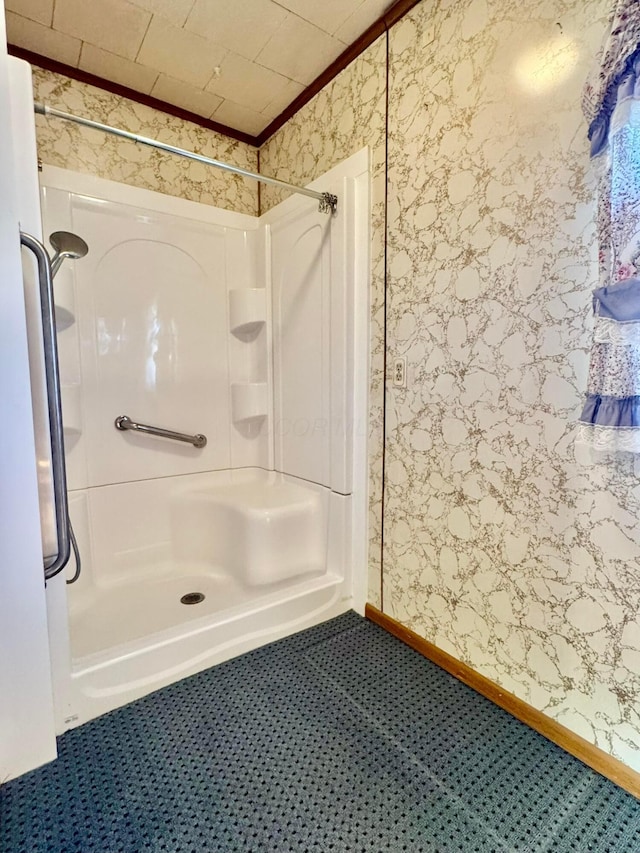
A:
[60,470,354,730]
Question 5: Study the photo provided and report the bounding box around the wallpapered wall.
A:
[31,67,258,215]
[383,0,638,765]
[264,0,640,774]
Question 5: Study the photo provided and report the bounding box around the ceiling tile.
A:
[127,0,195,28]
[334,0,392,43]
[212,100,268,136]
[6,0,394,140]
[6,11,81,66]
[261,78,305,120]
[185,0,288,62]
[206,52,293,114]
[136,16,227,89]
[53,0,151,60]
[151,75,224,119]
[79,44,159,94]
[4,0,53,27]
[256,15,345,85]
[272,0,362,36]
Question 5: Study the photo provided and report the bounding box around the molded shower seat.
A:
[175,474,328,586]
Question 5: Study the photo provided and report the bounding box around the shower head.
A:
[49,231,89,278]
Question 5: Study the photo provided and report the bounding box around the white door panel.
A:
[0,52,57,781]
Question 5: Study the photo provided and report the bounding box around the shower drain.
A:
[180,592,205,605]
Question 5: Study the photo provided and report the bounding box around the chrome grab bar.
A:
[115,415,207,448]
[20,231,71,580]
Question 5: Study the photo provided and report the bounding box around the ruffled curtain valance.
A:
[577,1,640,452]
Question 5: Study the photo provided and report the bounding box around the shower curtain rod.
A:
[34,102,338,215]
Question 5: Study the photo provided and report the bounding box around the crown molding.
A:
[7,45,258,147]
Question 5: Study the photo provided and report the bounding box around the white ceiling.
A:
[5,0,393,138]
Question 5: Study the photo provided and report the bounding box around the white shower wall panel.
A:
[40,169,267,489]
[267,173,354,496]
[76,199,230,486]
[271,205,332,489]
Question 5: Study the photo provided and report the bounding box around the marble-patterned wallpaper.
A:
[31,67,258,215]
[264,0,640,774]
[260,36,388,609]
[385,0,640,772]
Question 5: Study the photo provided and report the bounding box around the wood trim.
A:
[7,45,258,147]
[383,0,425,28]
[256,0,423,146]
[256,148,262,217]
[365,604,640,799]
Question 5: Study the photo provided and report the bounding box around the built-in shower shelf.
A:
[229,288,266,338]
[61,383,82,434]
[231,382,268,424]
[54,276,76,330]
[55,304,75,331]
[63,425,82,452]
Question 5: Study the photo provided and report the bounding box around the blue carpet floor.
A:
[2,611,640,852]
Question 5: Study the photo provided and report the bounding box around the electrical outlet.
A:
[393,356,407,388]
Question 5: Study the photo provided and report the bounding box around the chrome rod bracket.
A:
[115,415,207,448]
[319,192,338,215]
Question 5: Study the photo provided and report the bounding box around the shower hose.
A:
[66,520,81,585]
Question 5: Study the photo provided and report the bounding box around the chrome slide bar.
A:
[20,231,71,580]
[115,415,207,448]
[34,103,339,215]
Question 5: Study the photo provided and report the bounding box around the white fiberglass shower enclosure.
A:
[42,152,369,735]
[0,49,369,782]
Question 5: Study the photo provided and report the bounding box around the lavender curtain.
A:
[577,2,640,452]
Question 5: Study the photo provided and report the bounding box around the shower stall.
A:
[39,149,370,730]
